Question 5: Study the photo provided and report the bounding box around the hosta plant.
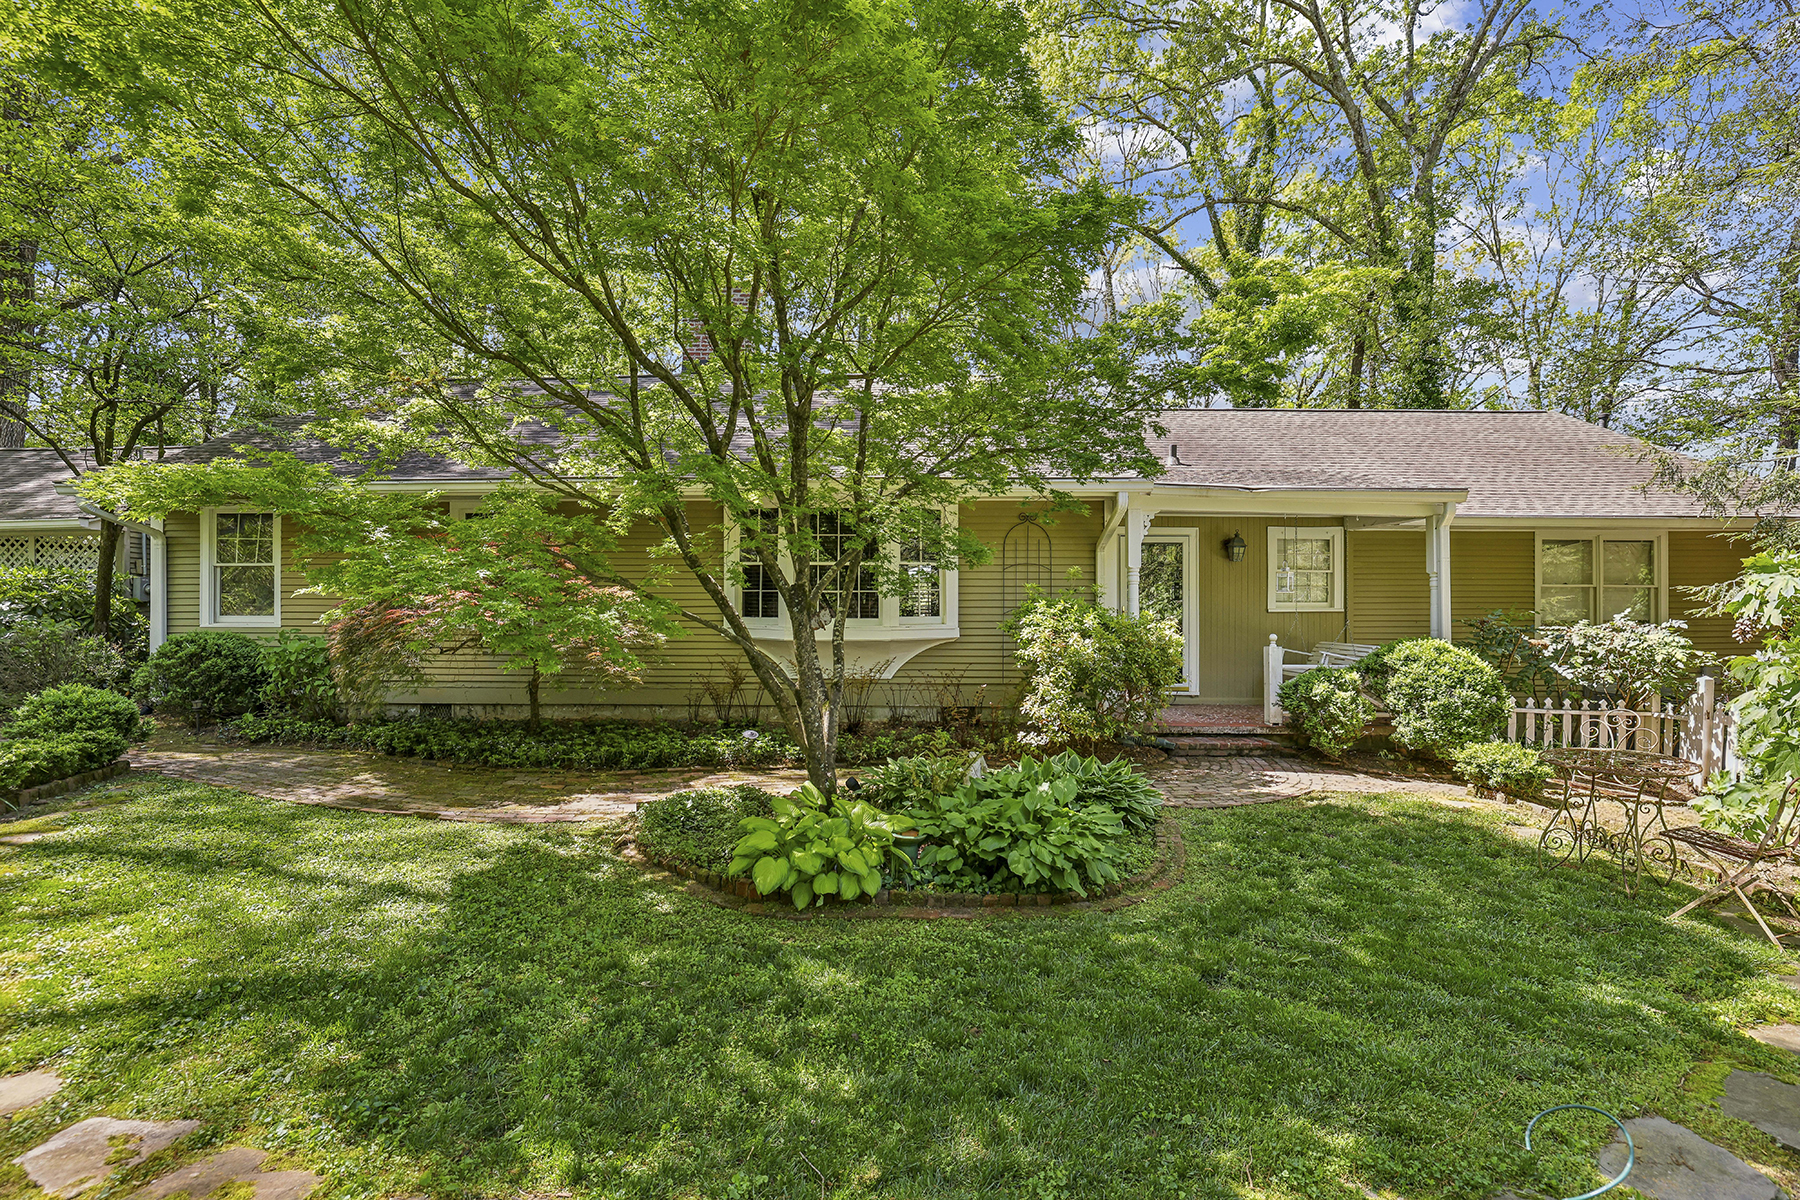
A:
[728,784,900,909]
[1032,751,1163,831]
[908,760,1133,896]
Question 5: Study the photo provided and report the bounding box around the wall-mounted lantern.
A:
[1223,531,1247,563]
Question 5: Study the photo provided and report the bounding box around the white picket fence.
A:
[1506,676,1738,782]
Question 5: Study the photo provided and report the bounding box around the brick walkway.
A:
[125,741,1476,823]
[127,745,810,823]
[1148,756,1468,807]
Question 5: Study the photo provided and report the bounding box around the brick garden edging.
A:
[634,815,1186,919]
[11,760,131,808]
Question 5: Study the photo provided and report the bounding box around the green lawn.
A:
[3,779,1799,1200]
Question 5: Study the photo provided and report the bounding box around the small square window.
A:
[1268,526,1344,612]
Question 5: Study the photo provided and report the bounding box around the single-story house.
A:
[63,409,1757,720]
[0,449,152,593]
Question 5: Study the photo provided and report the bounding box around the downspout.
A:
[75,499,166,651]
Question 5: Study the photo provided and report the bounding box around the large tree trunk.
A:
[1394,164,1446,409]
[92,519,120,640]
[1774,214,1800,472]
[0,85,36,449]
[527,665,541,730]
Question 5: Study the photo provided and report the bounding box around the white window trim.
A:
[200,507,281,629]
[726,507,960,637]
[447,495,491,521]
[1142,528,1199,694]
[1534,531,1668,625]
[1267,525,1345,613]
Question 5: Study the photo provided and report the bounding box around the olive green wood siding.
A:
[1148,516,1349,703]
[157,504,1753,713]
[1348,532,1428,645]
[1669,530,1752,660]
[882,500,1102,707]
[1348,530,1535,648]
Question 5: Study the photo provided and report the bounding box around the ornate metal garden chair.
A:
[1664,780,1800,949]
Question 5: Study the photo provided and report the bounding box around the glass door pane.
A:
[1141,542,1184,636]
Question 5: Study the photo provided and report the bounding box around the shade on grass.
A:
[2,779,1798,1200]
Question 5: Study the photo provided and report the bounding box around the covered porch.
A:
[1090,484,1468,709]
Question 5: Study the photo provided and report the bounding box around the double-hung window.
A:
[1267,526,1345,612]
[204,510,280,626]
[739,509,782,619]
[898,511,943,619]
[1538,535,1660,624]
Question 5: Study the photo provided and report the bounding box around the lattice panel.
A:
[33,535,100,572]
[0,536,30,571]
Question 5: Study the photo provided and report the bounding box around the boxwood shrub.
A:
[1451,742,1552,802]
[636,785,778,871]
[134,630,269,717]
[1278,667,1372,759]
[1378,639,1510,758]
[0,729,127,797]
[9,683,144,741]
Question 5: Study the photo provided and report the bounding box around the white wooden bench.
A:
[1263,637,1382,725]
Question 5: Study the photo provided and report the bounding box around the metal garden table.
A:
[1536,747,1698,895]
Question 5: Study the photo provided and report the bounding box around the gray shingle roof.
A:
[158,415,515,481]
[0,450,97,522]
[1150,409,1713,518]
[154,407,1723,522]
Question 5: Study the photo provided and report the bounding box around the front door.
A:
[1141,530,1198,693]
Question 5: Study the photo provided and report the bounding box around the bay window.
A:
[733,507,954,631]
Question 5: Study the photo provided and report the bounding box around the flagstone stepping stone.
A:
[1750,1025,1800,1055]
[14,1116,201,1198]
[1594,1116,1782,1200]
[0,832,51,846]
[129,1146,319,1200]
[0,1069,62,1115]
[1720,1069,1800,1151]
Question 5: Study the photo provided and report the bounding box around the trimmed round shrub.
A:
[1353,638,1427,700]
[1381,639,1509,758]
[135,630,270,717]
[1278,667,1373,759]
[9,683,144,741]
[1451,742,1552,802]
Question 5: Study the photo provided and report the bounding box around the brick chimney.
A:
[682,288,753,367]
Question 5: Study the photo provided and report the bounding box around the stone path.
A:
[0,1068,60,1115]
[118,738,1485,823]
[1596,1117,1784,1200]
[3,1071,319,1200]
[15,1117,201,1198]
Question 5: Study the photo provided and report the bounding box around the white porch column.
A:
[1096,491,1130,611]
[1426,502,1456,639]
[149,526,167,651]
[1125,510,1153,616]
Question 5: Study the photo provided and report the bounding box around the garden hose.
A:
[1523,1105,1633,1200]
